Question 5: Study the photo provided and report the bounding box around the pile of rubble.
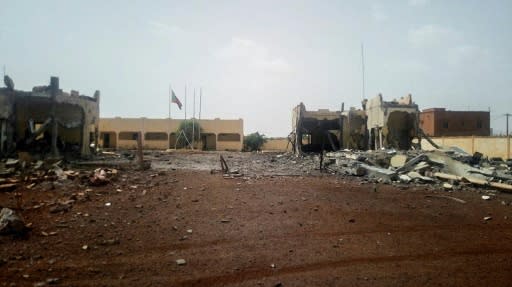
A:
[0,158,119,193]
[323,147,512,192]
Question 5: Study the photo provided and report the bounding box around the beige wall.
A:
[262,138,292,152]
[421,136,512,159]
[99,117,243,151]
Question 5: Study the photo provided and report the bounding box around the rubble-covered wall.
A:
[99,117,244,151]
[422,136,511,160]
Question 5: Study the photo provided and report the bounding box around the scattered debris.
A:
[0,208,28,236]
[176,259,187,266]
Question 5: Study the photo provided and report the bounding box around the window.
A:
[119,132,139,140]
[218,133,240,142]
[443,121,449,129]
[144,132,168,141]
[477,120,482,129]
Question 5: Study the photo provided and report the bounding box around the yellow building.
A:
[99,117,243,151]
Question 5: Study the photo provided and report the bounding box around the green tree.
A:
[244,132,267,151]
[176,120,202,148]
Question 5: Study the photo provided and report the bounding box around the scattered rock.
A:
[0,208,28,236]
[176,259,187,265]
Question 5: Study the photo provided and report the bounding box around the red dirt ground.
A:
[2,164,512,286]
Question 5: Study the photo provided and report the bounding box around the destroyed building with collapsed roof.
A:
[291,94,420,154]
[364,94,420,150]
[0,76,99,159]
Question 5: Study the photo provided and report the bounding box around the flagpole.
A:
[171,84,173,146]
[199,87,202,150]
[192,88,196,150]
[184,85,187,120]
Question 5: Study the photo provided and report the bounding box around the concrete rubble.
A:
[319,146,512,192]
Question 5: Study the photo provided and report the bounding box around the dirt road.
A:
[1,152,512,286]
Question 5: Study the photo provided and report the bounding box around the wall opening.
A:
[119,131,139,141]
[201,133,216,150]
[145,132,168,141]
[218,133,241,142]
[100,131,117,148]
[169,132,177,148]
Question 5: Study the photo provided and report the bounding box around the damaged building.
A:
[292,94,421,154]
[365,94,421,150]
[0,76,99,158]
[291,103,367,154]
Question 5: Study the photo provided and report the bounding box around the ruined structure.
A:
[291,103,342,154]
[341,108,368,150]
[291,103,367,154]
[292,94,420,154]
[0,76,99,158]
[365,94,420,150]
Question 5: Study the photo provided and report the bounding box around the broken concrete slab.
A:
[396,154,428,173]
[390,154,408,168]
[360,164,397,181]
[407,171,434,182]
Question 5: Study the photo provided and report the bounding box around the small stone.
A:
[443,183,453,190]
[82,245,88,250]
[481,195,491,200]
[483,216,492,221]
[46,278,59,284]
[186,229,193,234]
[270,263,276,268]
[105,202,111,207]
[176,259,187,265]
[221,219,231,223]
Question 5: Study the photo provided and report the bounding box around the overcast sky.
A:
[1,0,511,136]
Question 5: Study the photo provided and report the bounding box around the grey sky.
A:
[1,0,511,136]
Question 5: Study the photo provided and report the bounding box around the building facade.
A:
[420,108,490,137]
[99,117,243,151]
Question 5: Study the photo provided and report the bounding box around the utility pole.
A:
[506,113,511,160]
[506,113,511,136]
[361,43,365,100]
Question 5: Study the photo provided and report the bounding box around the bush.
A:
[244,132,267,151]
[176,120,202,148]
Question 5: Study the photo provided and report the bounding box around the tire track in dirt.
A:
[173,247,512,286]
